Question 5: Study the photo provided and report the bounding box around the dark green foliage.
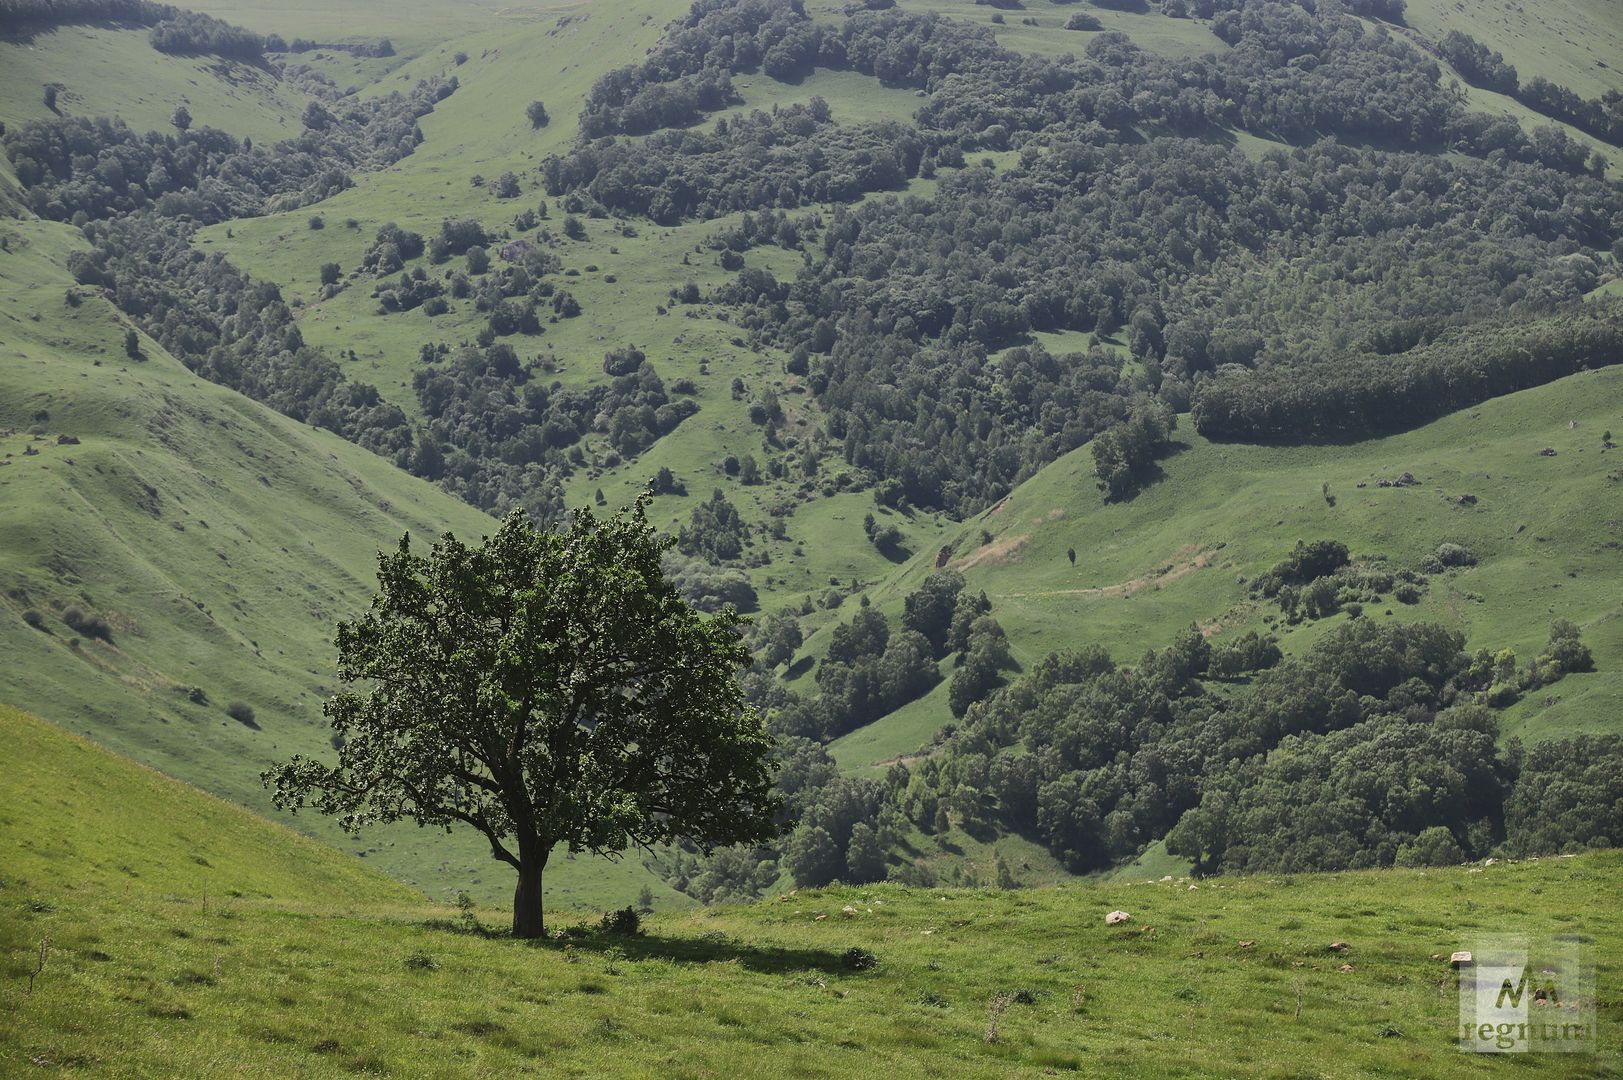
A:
[225,702,256,728]
[1193,305,1623,442]
[901,570,964,657]
[1394,826,1466,868]
[1092,403,1175,500]
[662,552,758,613]
[429,218,490,264]
[5,72,452,223]
[61,606,113,643]
[597,906,642,935]
[1438,30,1518,95]
[319,262,341,287]
[526,100,550,129]
[1504,735,1623,855]
[1064,12,1102,29]
[264,503,781,936]
[678,489,750,562]
[123,329,141,359]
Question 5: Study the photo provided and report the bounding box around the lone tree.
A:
[526,100,550,129]
[264,498,780,937]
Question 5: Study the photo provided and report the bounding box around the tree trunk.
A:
[512,855,546,938]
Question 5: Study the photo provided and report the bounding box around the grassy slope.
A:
[0,216,685,913]
[196,0,958,630]
[3,705,1619,1077]
[827,367,1623,769]
[0,27,306,145]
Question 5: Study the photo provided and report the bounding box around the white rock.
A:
[1106,910,1131,925]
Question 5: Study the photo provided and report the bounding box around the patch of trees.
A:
[1091,402,1175,500]
[4,70,451,222]
[74,213,414,456]
[905,613,1605,876]
[1439,30,1623,146]
[678,488,752,562]
[1191,302,1623,442]
[769,572,1008,741]
[148,9,263,58]
[544,100,921,224]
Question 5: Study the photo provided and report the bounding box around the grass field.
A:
[5,702,1619,1078]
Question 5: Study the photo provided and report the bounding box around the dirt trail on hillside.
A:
[995,545,1214,600]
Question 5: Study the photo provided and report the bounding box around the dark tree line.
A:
[1439,30,1623,147]
[1190,302,1623,442]
[0,0,265,59]
[904,614,1611,876]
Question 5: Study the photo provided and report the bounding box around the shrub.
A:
[225,701,257,727]
[22,609,48,632]
[403,951,440,970]
[1395,826,1466,867]
[842,947,878,971]
[61,606,113,643]
[1434,543,1478,568]
[597,906,642,936]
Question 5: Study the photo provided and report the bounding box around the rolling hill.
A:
[2,0,1621,916]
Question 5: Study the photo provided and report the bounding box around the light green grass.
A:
[4,711,1618,1077]
[0,27,306,143]
[1403,0,1623,100]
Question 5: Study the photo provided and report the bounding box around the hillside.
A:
[825,366,1623,770]
[0,215,686,913]
[3,702,1618,1077]
[2,0,1622,923]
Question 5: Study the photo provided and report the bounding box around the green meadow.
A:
[5,703,1619,1078]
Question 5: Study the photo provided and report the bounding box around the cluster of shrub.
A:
[1439,30,1623,147]
[545,99,921,224]
[410,342,698,521]
[767,570,1008,743]
[0,1,265,59]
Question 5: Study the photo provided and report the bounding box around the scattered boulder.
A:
[1450,951,1473,967]
[1338,963,1355,973]
[1454,493,1477,506]
[1328,941,1350,953]
[56,434,80,445]
[1539,447,1558,457]
[1105,910,1131,925]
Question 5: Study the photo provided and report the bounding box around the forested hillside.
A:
[2,0,1621,913]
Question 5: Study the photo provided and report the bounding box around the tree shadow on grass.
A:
[558,932,852,976]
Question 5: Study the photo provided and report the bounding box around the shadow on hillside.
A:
[562,932,851,975]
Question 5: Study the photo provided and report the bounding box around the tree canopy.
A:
[264,499,781,936]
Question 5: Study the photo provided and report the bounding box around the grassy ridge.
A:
[3,703,1618,1077]
[0,217,684,912]
[827,367,1623,768]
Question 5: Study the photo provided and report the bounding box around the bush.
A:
[597,906,642,936]
[1395,826,1466,867]
[1065,12,1103,29]
[403,951,440,970]
[22,609,48,633]
[61,605,113,643]
[842,947,878,971]
[225,701,257,727]
[1434,543,1477,568]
